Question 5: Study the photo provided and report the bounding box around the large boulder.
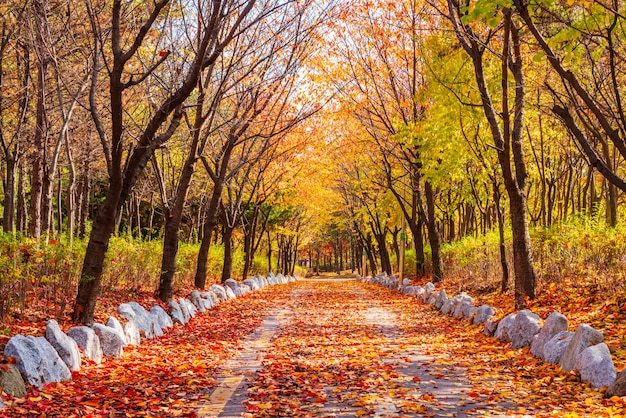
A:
[576,343,616,388]
[530,312,568,359]
[45,319,81,371]
[106,316,128,346]
[543,331,573,364]
[4,335,71,389]
[509,310,542,349]
[560,324,604,372]
[169,301,186,324]
[0,364,26,397]
[494,313,517,342]
[607,368,626,398]
[92,323,124,358]
[473,305,495,325]
[178,298,192,322]
[68,326,103,364]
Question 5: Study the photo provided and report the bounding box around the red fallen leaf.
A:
[159,50,168,57]
[412,376,421,382]
[314,397,327,403]
[467,391,480,398]
[6,356,16,363]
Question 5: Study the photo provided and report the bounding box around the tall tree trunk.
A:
[194,186,222,289]
[424,181,442,282]
[29,0,50,239]
[494,177,509,292]
[2,155,16,233]
[17,164,27,232]
[221,224,234,283]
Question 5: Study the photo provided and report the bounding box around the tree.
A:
[514,0,626,227]
[72,0,258,324]
[446,1,536,308]
[328,0,444,280]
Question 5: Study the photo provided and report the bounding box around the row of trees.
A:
[0,0,331,324]
[316,0,626,309]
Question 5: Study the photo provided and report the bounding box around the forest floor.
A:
[1,276,625,417]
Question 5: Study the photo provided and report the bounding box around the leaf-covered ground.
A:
[1,278,625,417]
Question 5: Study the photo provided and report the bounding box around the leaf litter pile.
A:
[2,279,626,417]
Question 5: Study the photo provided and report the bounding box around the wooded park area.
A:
[1,0,626,332]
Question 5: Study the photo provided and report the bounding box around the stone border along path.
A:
[202,278,516,417]
[363,272,626,401]
[0,273,297,409]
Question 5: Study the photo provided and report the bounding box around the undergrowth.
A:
[0,233,274,326]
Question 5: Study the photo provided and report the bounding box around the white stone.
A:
[576,343,616,388]
[169,300,186,324]
[179,299,191,322]
[434,289,448,310]
[4,335,72,389]
[494,313,517,342]
[68,326,103,364]
[440,298,455,315]
[509,310,542,349]
[560,324,604,372]
[123,321,141,345]
[106,316,128,346]
[463,304,477,320]
[543,331,573,364]
[182,298,197,318]
[244,278,259,290]
[484,319,498,336]
[530,312,568,359]
[190,290,206,313]
[225,286,236,299]
[473,305,495,325]
[151,305,173,329]
[210,284,228,302]
[92,323,124,358]
[45,319,81,371]
[423,282,436,302]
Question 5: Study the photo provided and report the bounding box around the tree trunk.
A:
[494,178,509,292]
[158,152,198,301]
[72,188,120,324]
[194,181,223,289]
[2,155,16,233]
[424,181,442,282]
[17,164,27,232]
[221,224,234,283]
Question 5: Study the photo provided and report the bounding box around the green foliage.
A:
[440,215,626,293]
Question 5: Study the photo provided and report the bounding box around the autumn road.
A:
[198,278,516,417]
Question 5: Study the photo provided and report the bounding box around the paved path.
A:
[198,278,516,417]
